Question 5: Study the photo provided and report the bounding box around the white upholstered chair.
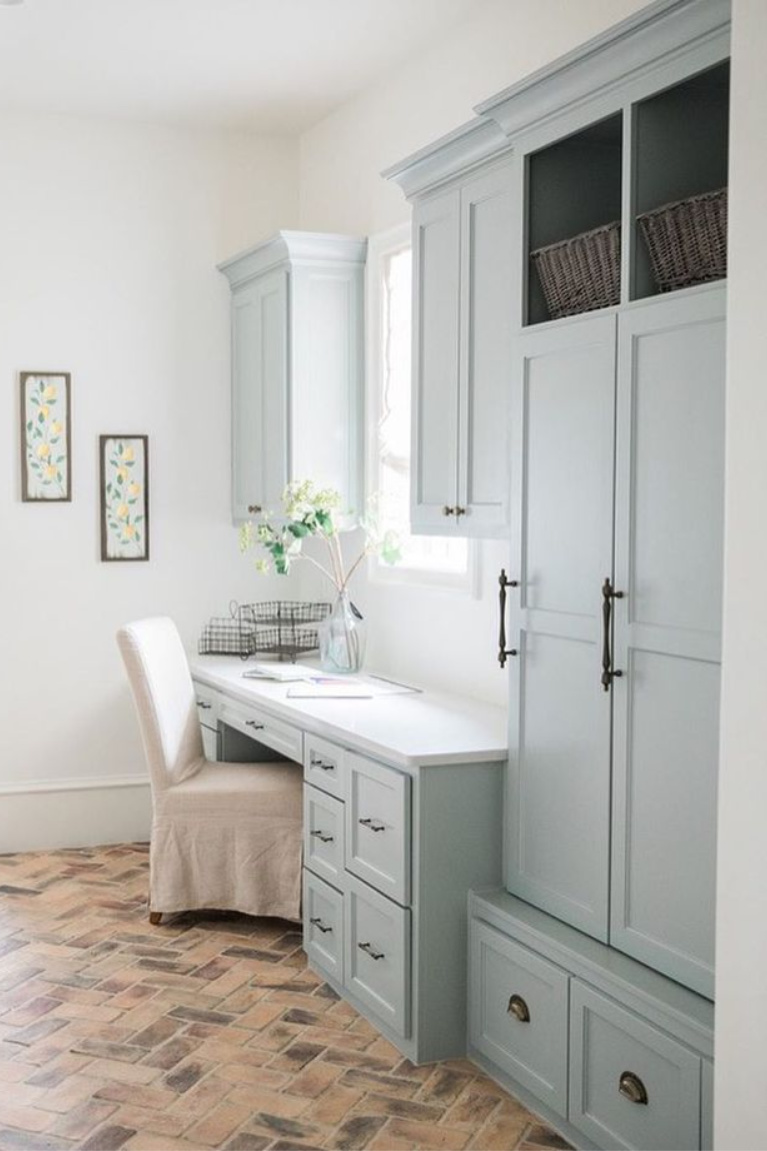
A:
[117,617,303,924]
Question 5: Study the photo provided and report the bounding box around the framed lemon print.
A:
[20,372,71,502]
[99,435,149,562]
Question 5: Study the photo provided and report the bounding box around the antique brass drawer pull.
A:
[309,917,332,934]
[618,1071,648,1105]
[359,818,386,833]
[507,994,530,1023]
[196,700,212,710]
[309,830,334,844]
[310,756,335,772]
[247,504,262,515]
[245,720,265,730]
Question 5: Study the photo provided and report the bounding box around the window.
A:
[366,224,472,588]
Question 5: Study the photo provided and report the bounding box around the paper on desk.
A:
[242,662,318,682]
[286,674,419,700]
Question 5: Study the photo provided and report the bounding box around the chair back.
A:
[117,617,203,792]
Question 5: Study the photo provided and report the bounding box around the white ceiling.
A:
[0,0,483,132]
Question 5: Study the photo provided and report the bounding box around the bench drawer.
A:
[345,754,410,904]
[219,699,302,763]
[569,981,701,1150]
[305,785,345,889]
[304,734,346,799]
[345,874,410,1038]
[304,870,344,984]
[469,921,568,1115]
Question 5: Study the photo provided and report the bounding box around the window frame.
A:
[365,222,479,595]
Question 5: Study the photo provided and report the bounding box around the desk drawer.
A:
[193,683,219,729]
[304,734,346,799]
[304,871,343,984]
[345,874,410,1038]
[220,700,302,763]
[305,786,344,889]
[345,754,410,905]
[469,921,568,1115]
[569,981,701,1150]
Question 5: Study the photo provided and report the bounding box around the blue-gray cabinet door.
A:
[506,312,616,941]
[411,187,461,533]
[231,269,289,523]
[457,160,514,538]
[610,287,725,998]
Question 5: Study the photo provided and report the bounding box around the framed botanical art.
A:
[99,435,149,562]
[20,372,72,502]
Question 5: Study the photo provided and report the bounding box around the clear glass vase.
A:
[318,592,366,674]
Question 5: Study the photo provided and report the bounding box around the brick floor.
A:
[0,844,572,1151]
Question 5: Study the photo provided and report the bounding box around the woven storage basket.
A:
[531,220,621,320]
[638,187,727,292]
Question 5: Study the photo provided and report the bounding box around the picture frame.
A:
[20,372,72,502]
[99,434,150,562]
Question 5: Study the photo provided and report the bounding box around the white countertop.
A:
[191,656,508,771]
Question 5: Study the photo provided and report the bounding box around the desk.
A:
[191,656,507,1064]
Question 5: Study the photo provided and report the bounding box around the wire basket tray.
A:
[198,600,331,662]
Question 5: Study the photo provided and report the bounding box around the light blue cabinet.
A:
[219,232,366,523]
[409,157,515,538]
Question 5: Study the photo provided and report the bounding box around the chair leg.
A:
[149,911,162,926]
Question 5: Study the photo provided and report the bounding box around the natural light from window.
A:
[372,239,469,580]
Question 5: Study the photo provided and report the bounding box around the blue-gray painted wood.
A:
[506,312,616,941]
[469,920,569,1115]
[345,752,410,906]
[344,872,411,1039]
[304,869,344,985]
[611,287,725,998]
[701,1058,714,1151]
[569,980,701,1150]
[304,785,345,890]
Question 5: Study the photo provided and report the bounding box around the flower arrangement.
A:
[238,479,401,593]
[239,480,400,672]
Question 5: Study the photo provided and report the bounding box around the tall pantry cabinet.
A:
[387,1,729,1147]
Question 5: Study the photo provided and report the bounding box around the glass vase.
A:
[319,592,366,674]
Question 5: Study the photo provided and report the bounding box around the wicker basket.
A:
[531,220,621,320]
[638,187,727,293]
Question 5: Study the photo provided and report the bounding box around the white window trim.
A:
[365,222,480,596]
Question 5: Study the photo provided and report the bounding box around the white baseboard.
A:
[0,775,152,853]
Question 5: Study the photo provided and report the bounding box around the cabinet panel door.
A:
[411,188,461,533]
[506,313,616,941]
[611,288,725,997]
[231,270,288,523]
[458,162,515,538]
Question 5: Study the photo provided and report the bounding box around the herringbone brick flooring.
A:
[0,844,571,1151]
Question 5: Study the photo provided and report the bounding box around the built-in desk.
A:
[191,656,507,1064]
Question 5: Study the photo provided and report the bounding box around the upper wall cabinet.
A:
[219,232,366,524]
[410,158,515,538]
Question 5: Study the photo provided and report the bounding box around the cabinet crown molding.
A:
[218,230,367,288]
[382,118,511,200]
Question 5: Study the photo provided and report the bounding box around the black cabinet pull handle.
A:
[309,917,332,934]
[359,818,385,833]
[498,569,519,668]
[618,1071,648,1105]
[601,578,625,691]
[309,830,334,844]
[507,994,530,1023]
[196,701,212,710]
[358,941,385,960]
[245,720,265,730]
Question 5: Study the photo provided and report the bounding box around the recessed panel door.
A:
[506,313,617,941]
[611,287,725,997]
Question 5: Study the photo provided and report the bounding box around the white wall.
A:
[715,1,767,1146]
[0,113,299,849]
[297,0,652,705]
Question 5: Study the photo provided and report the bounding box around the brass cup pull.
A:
[618,1071,648,1106]
[358,941,385,961]
[507,994,530,1023]
[309,830,334,844]
[247,504,262,515]
[309,917,332,934]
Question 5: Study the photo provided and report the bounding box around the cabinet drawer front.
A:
[345,875,410,1038]
[193,683,219,730]
[220,701,302,763]
[305,786,345,889]
[304,735,346,799]
[304,870,343,984]
[345,754,410,904]
[569,981,701,1151]
[469,921,568,1115]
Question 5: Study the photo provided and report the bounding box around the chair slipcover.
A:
[117,617,302,921]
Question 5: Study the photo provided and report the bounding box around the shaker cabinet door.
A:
[457,161,515,537]
[411,188,461,533]
[231,269,288,523]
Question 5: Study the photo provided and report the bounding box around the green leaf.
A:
[26,420,32,432]
[116,475,123,485]
[288,522,311,538]
[38,412,45,424]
